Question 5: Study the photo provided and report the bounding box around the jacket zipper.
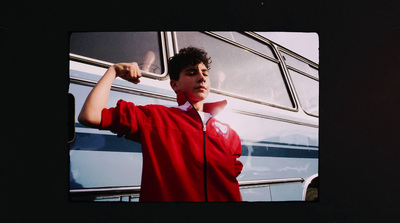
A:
[202,122,208,202]
[182,92,210,202]
[202,118,212,202]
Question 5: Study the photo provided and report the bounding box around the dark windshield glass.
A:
[70,32,164,74]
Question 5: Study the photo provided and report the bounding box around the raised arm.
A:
[78,62,142,128]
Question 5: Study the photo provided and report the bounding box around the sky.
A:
[257,32,319,63]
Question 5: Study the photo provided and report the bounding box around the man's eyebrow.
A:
[185,67,208,72]
[185,68,197,71]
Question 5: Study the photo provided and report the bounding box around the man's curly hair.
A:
[168,47,212,81]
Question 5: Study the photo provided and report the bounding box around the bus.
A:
[68,31,319,202]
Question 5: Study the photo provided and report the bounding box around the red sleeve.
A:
[100,99,148,140]
[232,132,243,177]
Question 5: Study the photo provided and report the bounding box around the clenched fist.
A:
[112,62,142,84]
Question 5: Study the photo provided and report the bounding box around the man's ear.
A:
[170,79,180,92]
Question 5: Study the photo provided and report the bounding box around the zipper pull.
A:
[203,124,206,132]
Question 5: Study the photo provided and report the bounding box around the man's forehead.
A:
[183,62,207,70]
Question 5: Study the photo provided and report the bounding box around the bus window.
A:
[70,32,165,75]
[281,51,318,79]
[289,69,319,116]
[213,32,276,59]
[175,32,294,109]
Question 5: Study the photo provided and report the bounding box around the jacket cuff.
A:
[99,107,114,130]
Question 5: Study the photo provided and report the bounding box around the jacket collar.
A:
[176,90,227,116]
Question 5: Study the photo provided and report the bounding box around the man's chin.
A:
[197,92,209,100]
[189,93,208,103]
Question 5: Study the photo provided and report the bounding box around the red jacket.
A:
[100,90,243,202]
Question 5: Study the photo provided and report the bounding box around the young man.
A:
[78,47,243,202]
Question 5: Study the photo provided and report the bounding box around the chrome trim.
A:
[69,76,176,102]
[287,66,319,82]
[69,186,141,200]
[232,108,318,128]
[267,41,299,112]
[280,47,319,69]
[245,31,275,47]
[70,186,141,194]
[164,31,175,63]
[279,47,319,74]
[159,31,169,79]
[171,31,179,55]
[210,88,297,111]
[239,177,304,189]
[69,178,304,201]
[302,108,319,118]
[70,53,112,69]
[301,174,318,201]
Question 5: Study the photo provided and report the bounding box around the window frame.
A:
[69,31,169,80]
[279,48,319,81]
[212,31,278,60]
[278,47,319,117]
[172,31,299,112]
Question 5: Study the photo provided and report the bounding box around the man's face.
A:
[170,62,210,103]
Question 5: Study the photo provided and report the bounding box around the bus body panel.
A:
[69,31,318,201]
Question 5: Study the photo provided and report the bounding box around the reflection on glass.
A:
[289,69,319,115]
[176,32,293,108]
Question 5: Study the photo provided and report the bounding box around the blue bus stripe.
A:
[71,132,318,159]
[70,132,142,153]
[241,145,318,159]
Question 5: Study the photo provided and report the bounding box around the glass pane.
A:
[281,52,318,79]
[289,69,319,115]
[213,32,276,59]
[176,32,293,108]
[70,32,164,74]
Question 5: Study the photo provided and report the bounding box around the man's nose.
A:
[197,72,206,83]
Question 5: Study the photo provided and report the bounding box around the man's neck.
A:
[191,100,204,112]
